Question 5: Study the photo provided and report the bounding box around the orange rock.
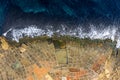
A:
[26,64,49,80]
[67,69,87,80]
[92,55,106,72]
[26,76,34,80]
[67,76,72,80]
[33,64,48,79]
[69,68,80,72]
[78,69,87,77]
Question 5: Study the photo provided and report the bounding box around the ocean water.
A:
[1,0,120,48]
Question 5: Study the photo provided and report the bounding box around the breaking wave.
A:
[3,25,120,48]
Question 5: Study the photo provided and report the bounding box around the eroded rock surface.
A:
[0,36,119,80]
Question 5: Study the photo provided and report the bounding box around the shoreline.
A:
[0,35,117,48]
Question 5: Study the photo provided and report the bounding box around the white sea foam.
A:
[2,24,120,48]
[3,28,12,36]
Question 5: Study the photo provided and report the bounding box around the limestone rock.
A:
[19,44,27,53]
[105,54,116,78]
[0,37,9,50]
[43,74,53,80]
[0,36,119,80]
[0,53,4,58]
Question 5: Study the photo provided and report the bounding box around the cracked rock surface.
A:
[0,36,119,80]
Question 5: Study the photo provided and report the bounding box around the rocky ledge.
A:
[0,36,120,80]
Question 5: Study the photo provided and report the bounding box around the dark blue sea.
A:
[1,0,120,47]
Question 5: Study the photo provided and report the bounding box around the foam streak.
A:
[3,25,120,48]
